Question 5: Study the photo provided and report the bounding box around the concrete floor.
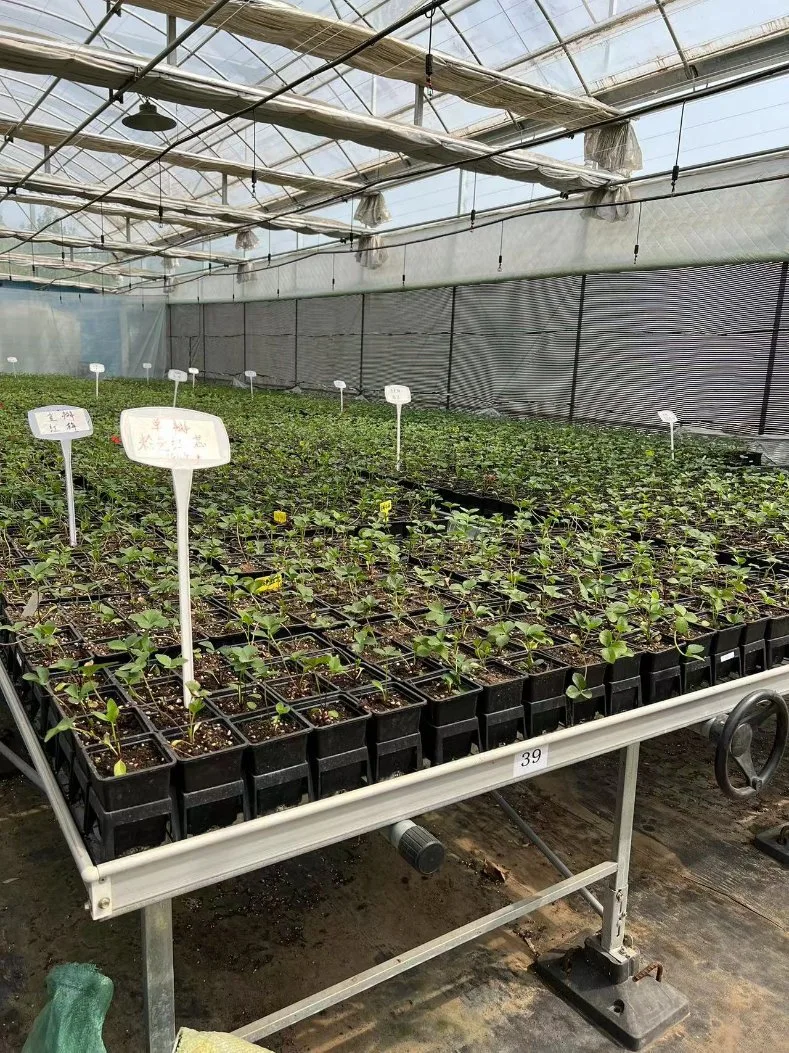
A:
[0,726,787,1053]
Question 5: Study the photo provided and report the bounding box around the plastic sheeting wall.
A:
[169,259,789,432]
[0,287,167,377]
[167,153,789,305]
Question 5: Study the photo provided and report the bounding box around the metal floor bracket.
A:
[535,933,689,1051]
[754,824,789,866]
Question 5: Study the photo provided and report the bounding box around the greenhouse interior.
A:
[0,1,788,1051]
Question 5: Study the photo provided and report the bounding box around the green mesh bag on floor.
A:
[22,963,114,1053]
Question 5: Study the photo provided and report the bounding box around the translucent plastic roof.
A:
[0,0,786,286]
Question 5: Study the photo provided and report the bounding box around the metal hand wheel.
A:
[714,690,789,800]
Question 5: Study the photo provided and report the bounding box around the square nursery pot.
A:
[766,609,789,667]
[106,672,185,714]
[165,719,246,793]
[309,658,384,694]
[376,653,448,682]
[264,672,332,708]
[514,656,568,705]
[84,734,175,812]
[276,633,331,658]
[233,706,311,776]
[208,685,269,720]
[410,673,482,726]
[767,609,789,641]
[354,682,426,742]
[297,696,370,758]
[710,623,746,684]
[524,694,567,737]
[740,618,768,677]
[67,700,153,759]
[539,645,607,691]
[466,658,526,715]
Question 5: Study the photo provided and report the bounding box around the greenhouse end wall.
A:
[168,260,789,432]
[0,287,167,378]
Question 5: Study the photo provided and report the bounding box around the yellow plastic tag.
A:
[379,500,392,520]
[254,572,283,593]
[273,510,287,524]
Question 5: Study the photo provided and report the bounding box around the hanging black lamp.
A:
[122,100,176,132]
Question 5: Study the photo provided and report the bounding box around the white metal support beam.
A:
[0,165,356,239]
[129,0,619,127]
[0,115,360,194]
[0,224,237,263]
[0,31,617,192]
[3,655,788,921]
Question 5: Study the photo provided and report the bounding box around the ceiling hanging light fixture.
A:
[122,100,176,133]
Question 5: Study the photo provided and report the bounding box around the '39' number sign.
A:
[512,745,549,778]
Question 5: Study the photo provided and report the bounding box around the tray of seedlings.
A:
[2,375,788,862]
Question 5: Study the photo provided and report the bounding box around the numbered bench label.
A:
[512,744,549,777]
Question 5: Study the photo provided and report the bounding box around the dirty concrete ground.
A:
[0,726,787,1053]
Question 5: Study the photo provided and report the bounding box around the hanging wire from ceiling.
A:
[10,0,455,263]
[671,100,688,195]
[28,8,789,290]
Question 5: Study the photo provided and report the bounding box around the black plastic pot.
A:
[311,657,384,694]
[106,671,185,712]
[234,706,311,776]
[472,660,527,714]
[517,656,568,704]
[166,719,246,793]
[378,653,447,681]
[741,617,769,645]
[539,645,606,690]
[767,610,789,640]
[354,682,425,742]
[84,735,175,811]
[410,673,481,726]
[640,642,682,705]
[298,696,370,758]
[524,695,567,737]
[712,623,745,653]
[606,650,641,682]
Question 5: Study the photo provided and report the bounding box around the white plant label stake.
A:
[28,405,93,547]
[384,384,411,471]
[168,368,187,407]
[657,409,679,460]
[7,356,17,375]
[333,379,347,414]
[244,369,256,397]
[89,362,105,399]
[120,407,231,707]
[188,366,199,388]
[143,362,152,383]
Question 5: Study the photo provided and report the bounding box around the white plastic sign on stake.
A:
[120,407,231,707]
[7,356,17,375]
[89,362,105,399]
[244,369,256,397]
[28,405,93,547]
[333,379,347,413]
[188,366,199,388]
[384,384,411,471]
[143,362,152,383]
[657,409,679,460]
[168,368,187,407]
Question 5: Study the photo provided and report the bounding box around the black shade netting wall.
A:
[168,260,788,431]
